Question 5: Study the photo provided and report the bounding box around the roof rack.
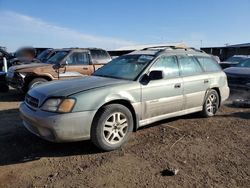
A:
[143,45,205,54]
[142,43,187,51]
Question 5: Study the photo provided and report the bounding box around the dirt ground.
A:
[0,89,249,188]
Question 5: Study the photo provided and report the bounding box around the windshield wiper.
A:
[93,74,117,78]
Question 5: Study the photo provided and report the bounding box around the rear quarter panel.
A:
[207,71,230,102]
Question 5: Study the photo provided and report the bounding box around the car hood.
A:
[224,67,250,76]
[9,63,49,72]
[28,76,130,104]
[10,57,42,64]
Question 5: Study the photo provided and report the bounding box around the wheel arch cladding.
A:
[92,99,139,132]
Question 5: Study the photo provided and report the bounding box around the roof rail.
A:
[155,46,205,54]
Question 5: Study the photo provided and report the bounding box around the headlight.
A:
[41,98,76,113]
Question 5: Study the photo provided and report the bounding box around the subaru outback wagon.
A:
[20,47,229,151]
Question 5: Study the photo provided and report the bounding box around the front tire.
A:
[91,104,133,151]
[28,78,48,90]
[201,89,219,117]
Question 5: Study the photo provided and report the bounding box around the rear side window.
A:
[196,56,221,72]
[90,50,110,62]
[177,55,203,76]
[66,52,90,65]
[150,56,180,78]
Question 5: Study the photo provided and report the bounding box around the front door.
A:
[59,52,93,79]
[141,55,184,119]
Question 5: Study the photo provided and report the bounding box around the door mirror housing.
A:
[52,62,67,70]
[149,70,163,80]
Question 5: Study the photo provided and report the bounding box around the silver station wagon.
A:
[20,47,230,151]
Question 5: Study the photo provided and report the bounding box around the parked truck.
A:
[6,48,111,92]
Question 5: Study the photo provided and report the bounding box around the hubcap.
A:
[103,112,128,144]
[206,93,218,116]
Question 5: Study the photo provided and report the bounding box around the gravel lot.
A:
[0,89,249,188]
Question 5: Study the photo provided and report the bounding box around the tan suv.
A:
[7,48,111,92]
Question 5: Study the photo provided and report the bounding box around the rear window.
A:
[196,56,221,72]
[90,50,110,61]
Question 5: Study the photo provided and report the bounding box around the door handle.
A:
[204,79,209,84]
[83,67,88,70]
[174,83,181,88]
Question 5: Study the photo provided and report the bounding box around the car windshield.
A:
[236,58,250,68]
[226,56,248,63]
[46,51,68,64]
[93,54,154,80]
[37,49,52,62]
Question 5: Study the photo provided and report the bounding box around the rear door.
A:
[141,55,184,119]
[177,55,209,109]
[59,52,93,79]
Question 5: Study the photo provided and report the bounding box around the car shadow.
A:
[0,108,103,166]
[0,89,24,102]
[216,111,250,120]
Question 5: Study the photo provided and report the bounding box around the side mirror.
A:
[149,70,163,80]
[52,63,61,70]
[52,61,68,70]
[61,60,68,67]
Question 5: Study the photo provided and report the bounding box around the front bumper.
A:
[6,71,24,89]
[228,83,250,92]
[19,102,97,142]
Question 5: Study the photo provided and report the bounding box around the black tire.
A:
[28,78,48,90]
[201,89,220,117]
[91,104,133,151]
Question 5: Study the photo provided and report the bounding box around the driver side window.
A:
[66,52,90,65]
[150,56,180,79]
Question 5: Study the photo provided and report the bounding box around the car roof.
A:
[129,46,209,57]
[51,48,107,52]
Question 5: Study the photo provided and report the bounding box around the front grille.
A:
[227,75,250,85]
[25,94,39,108]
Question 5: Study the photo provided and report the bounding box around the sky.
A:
[0,0,249,51]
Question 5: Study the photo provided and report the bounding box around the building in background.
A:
[201,43,250,61]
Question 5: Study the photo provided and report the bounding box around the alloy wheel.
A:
[206,93,218,116]
[103,112,128,145]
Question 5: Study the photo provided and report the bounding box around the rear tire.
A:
[28,78,48,90]
[91,104,133,151]
[201,89,219,117]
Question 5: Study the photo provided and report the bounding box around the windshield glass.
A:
[226,56,248,63]
[46,51,68,64]
[93,55,154,80]
[37,49,52,62]
[236,58,250,68]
